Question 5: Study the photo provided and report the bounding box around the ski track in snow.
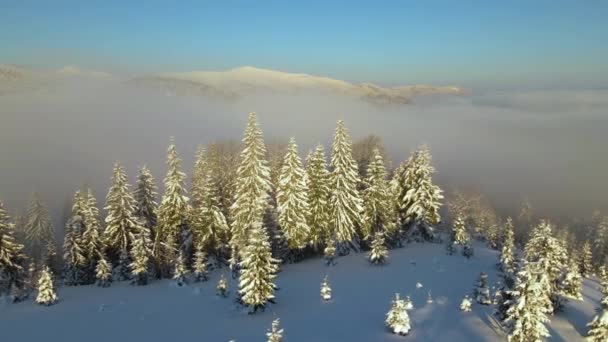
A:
[0,241,602,342]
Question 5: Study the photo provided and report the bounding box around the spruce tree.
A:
[587,294,608,341]
[238,221,279,313]
[500,217,516,275]
[190,147,230,256]
[329,120,363,250]
[23,194,54,260]
[504,261,552,342]
[561,257,583,300]
[104,162,139,259]
[452,215,468,245]
[217,273,229,297]
[580,241,593,277]
[36,266,57,306]
[63,193,88,285]
[320,275,332,300]
[276,137,310,250]
[266,318,284,342]
[361,148,396,241]
[369,232,389,265]
[385,293,411,335]
[155,139,190,275]
[230,113,272,262]
[114,248,131,281]
[95,254,112,287]
[593,216,608,269]
[130,226,152,285]
[133,166,158,236]
[395,146,443,240]
[192,245,208,282]
[305,145,332,251]
[0,201,28,298]
[474,272,491,305]
[173,249,189,286]
[81,189,103,283]
[460,295,472,312]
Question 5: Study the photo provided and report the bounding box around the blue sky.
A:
[1,0,607,88]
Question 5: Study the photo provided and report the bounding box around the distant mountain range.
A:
[1,64,465,104]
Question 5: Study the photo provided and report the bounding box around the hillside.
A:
[0,241,601,341]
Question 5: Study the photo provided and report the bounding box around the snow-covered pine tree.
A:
[361,148,396,241]
[276,137,310,251]
[305,145,332,250]
[238,221,279,313]
[396,146,443,240]
[81,189,103,283]
[561,257,583,300]
[23,194,54,260]
[369,232,389,265]
[587,294,608,341]
[321,275,332,300]
[217,273,229,297]
[474,272,492,305]
[130,226,152,285]
[190,148,230,259]
[63,193,88,285]
[329,120,363,251]
[500,217,516,275]
[0,201,28,299]
[460,295,472,312]
[592,216,608,270]
[323,238,337,266]
[580,241,593,277]
[155,139,191,276]
[173,249,189,286]
[524,220,569,312]
[504,261,552,342]
[104,162,139,260]
[230,113,272,263]
[36,266,57,306]
[193,245,208,282]
[266,318,284,342]
[114,248,131,281]
[385,293,411,336]
[133,166,158,236]
[452,215,468,245]
[95,254,112,287]
[462,241,474,259]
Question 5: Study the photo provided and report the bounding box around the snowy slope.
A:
[0,241,601,341]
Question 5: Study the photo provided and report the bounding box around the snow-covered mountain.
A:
[127,66,465,105]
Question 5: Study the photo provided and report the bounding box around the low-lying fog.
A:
[1,79,607,226]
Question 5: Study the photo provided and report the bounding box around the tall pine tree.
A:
[329,120,363,250]
[361,148,396,241]
[133,166,158,237]
[305,144,331,250]
[500,217,516,275]
[0,201,28,299]
[23,194,54,260]
[276,137,310,250]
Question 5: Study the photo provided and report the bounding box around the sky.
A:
[1,0,607,88]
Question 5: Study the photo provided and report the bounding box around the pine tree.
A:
[23,194,54,260]
[81,189,103,283]
[320,275,332,300]
[592,216,608,270]
[323,239,337,266]
[561,257,583,300]
[230,113,272,262]
[190,146,229,256]
[385,293,411,335]
[36,266,57,306]
[460,295,472,312]
[361,148,396,241]
[504,261,552,342]
[580,241,593,277]
[329,120,363,250]
[104,162,139,259]
[0,201,28,298]
[155,139,190,275]
[173,249,189,286]
[276,137,311,251]
[395,146,443,240]
[238,222,279,313]
[95,254,112,287]
[369,232,389,265]
[63,193,87,285]
[133,166,158,235]
[500,217,516,275]
[193,245,208,282]
[306,145,332,250]
[266,318,284,342]
[475,272,492,305]
[587,294,608,341]
[217,273,229,297]
[130,226,152,285]
[114,248,131,281]
[452,215,468,245]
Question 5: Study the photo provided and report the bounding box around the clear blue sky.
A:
[1,0,607,88]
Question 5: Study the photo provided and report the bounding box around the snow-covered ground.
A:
[0,241,602,341]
